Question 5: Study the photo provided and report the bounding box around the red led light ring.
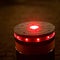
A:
[36,38,41,42]
[14,32,55,42]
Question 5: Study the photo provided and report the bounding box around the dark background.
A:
[0,0,60,60]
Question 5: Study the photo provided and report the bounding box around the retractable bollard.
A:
[14,21,55,60]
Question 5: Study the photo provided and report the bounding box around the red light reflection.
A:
[27,22,41,34]
[30,25,39,30]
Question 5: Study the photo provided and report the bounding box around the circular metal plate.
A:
[14,21,55,36]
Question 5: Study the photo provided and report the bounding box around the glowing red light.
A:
[37,38,40,42]
[27,22,41,34]
[47,36,50,39]
[46,36,50,40]
[52,32,55,37]
[17,36,21,40]
[14,32,55,42]
[17,36,19,39]
[30,25,39,30]
[14,33,16,37]
[25,38,29,42]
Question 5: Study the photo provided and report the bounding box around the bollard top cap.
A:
[14,21,55,36]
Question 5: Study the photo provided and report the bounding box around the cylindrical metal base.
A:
[15,39,55,55]
[16,49,55,60]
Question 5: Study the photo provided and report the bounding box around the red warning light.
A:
[27,22,41,34]
[25,38,29,42]
[30,25,39,30]
[46,36,50,40]
[14,32,55,42]
[17,36,21,40]
[37,38,40,42]
[47,36,50,39]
